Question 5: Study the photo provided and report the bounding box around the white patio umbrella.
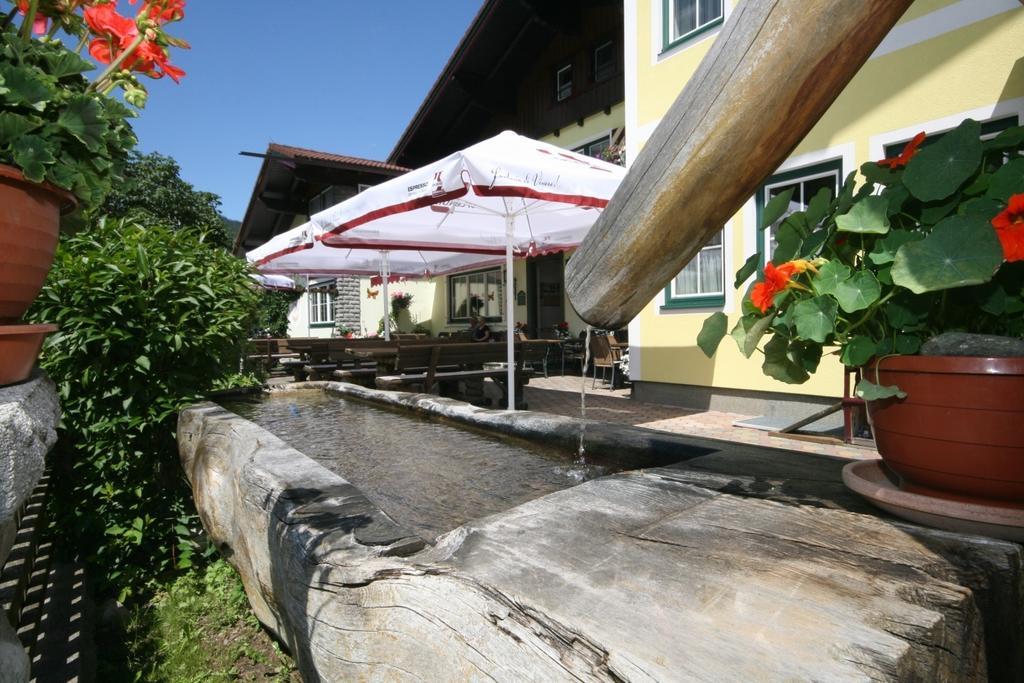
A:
[311,131,625,409]
[248,273,299,291]
[247,222,505,340]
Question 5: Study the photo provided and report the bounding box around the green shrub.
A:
[253,288,301,337]
[28,217,259,598]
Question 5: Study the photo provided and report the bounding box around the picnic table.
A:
[374,341,551,409]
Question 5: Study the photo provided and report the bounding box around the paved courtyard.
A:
[524,374,878,461]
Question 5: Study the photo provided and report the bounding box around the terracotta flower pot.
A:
[0,164,76,324]
[0,324,58,386]
[864,355,1024,502]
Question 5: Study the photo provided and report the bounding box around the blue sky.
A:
[130,1,483,220]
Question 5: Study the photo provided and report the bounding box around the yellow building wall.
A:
[629,0,1024,399]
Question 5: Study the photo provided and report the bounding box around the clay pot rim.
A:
[0,324,58,335]
[866,354,1024,375]
[0,163,78,215]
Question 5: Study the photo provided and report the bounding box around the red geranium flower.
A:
[750,262,797,313]
[992,193,1024,262]
[16,0,50,34]
[130,0,186,24]
[878,131,927,169]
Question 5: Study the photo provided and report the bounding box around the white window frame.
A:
[665,0,724,49]
[760,162,843,263]
[593,40,614,82]
[309,288,335,326]
[448,268,503,323]
[555,64,573,102]
[669,230,724,301]
[574,134,612,159]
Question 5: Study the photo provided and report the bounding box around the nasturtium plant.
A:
[698,118,1024,395]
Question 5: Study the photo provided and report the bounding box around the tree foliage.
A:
[27,217,259,598]
[253,289,301,337]
[99,150,230,246]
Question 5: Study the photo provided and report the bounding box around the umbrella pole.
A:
[505,216,515,411]
[381,251,391,342]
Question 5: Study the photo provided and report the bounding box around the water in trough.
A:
[223,391,614,542]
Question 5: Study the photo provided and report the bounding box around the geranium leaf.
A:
[891,214,1002,293]
[0,64,52,111]
[868,231,922,265]
[840,336,877,367]
[0,111,42,145]
[836,195,890,234]
[792,296,837,343]
[762,335,810,384]
[697,312,728,358]
[855,378,906,400]
[41,50,94,79]
[57,95,106,153]
[11,135,55,182]
[760,187,795,231]
[985,157,1024,202]
[811,260,851,297]
[834,271,881,313]
[904,119,982,202]
[733,253,759,289]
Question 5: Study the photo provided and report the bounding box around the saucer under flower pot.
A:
[0,324,58,387]
[842,459,1024,542]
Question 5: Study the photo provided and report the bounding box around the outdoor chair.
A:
[589,333,623,389]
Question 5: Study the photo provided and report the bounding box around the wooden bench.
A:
[246,338,301,372]
[376,341,550,408]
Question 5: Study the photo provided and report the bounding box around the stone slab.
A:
[181,392,1023,681]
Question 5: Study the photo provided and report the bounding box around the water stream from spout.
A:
[577,325,592,460]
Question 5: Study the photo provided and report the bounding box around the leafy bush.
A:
[253,288,301,337]
[28,216,259,597]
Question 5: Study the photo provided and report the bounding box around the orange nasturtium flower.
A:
[750,262,797,313]
[877,131,927,169]
[992,193,1024,263]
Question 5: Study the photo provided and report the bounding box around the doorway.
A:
[526,254,565,338]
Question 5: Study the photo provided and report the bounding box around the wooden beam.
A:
[565,0,914,329]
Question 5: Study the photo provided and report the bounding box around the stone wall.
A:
[180,386,1023,681]
[333,276,361,333]
[0,373,60,683]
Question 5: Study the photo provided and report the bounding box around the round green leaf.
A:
[836,195,890,234]
[891,215,1003,293]
[760,187,796,231]
[11,135,55,182]
[904,119,982,202]
[792,295,837,343]
[834,271,881,313]
[985,157,1024,202]
[840,336,876,367]
[762,335,810,384]
[855,379,906,400]
[811,260,851,297]
[697,312,728,358]
[868,231,922,266]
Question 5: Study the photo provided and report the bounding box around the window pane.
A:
[766,182,801,258]
[803,174,836,208]
[699,247,723,294]
[594,42,614,81]
[674,260,699,295]
[698,0,722,24]
[451,276,468,319]
[673,0,696,38]
[556,66,572,101]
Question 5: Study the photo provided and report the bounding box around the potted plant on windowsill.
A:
[0,0,187,385]
[696,118,1024,533]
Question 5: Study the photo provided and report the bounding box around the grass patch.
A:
[100,560,300,682]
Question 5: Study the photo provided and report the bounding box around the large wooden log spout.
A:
[566,0,914,329]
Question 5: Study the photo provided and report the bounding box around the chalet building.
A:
[234,144,408,337]
[623,0,1024,419]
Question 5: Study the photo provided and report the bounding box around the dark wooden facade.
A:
[234,145,408,256]
[389,0,624,168]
